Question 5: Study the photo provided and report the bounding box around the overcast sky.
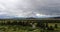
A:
[0,0,60,18]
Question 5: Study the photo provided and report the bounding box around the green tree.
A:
[55,24,58,28]
[47,26,54,30]
[46,23,48,28]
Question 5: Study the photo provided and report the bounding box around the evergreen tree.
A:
[47,26,54,30]
[55,24,58,28]
[46,23,48,28]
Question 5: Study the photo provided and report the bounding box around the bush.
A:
[47,26,54,30]
[46,23,48,28]
[55,24,58,28]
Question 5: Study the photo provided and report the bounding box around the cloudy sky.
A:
[0,0,60,18]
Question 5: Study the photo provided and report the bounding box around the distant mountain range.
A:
[0,15,16,19]
[0,15,60,19]
[50,17,60,19]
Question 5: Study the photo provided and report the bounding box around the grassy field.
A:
[0,25,41,32]
[0,19,60,32]
[0,23,59,32]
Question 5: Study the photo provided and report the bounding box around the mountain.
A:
[51,17,60,19]
[0,14,60,20]
[0,15,16,19]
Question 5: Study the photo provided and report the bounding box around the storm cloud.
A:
[0,0,60,18]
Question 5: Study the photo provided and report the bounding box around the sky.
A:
[0,0,60,18]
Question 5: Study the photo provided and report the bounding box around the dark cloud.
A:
[0,0,60,18]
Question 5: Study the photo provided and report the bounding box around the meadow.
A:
[0,19,59,32]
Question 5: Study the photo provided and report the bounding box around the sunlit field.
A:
[0,19,60,32]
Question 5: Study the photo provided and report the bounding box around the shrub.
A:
[47,26,54,30]
[55,24,58,28]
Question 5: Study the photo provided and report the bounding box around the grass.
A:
[0,24,59,32]
[0,25,41,32]
[0,21,60,32]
